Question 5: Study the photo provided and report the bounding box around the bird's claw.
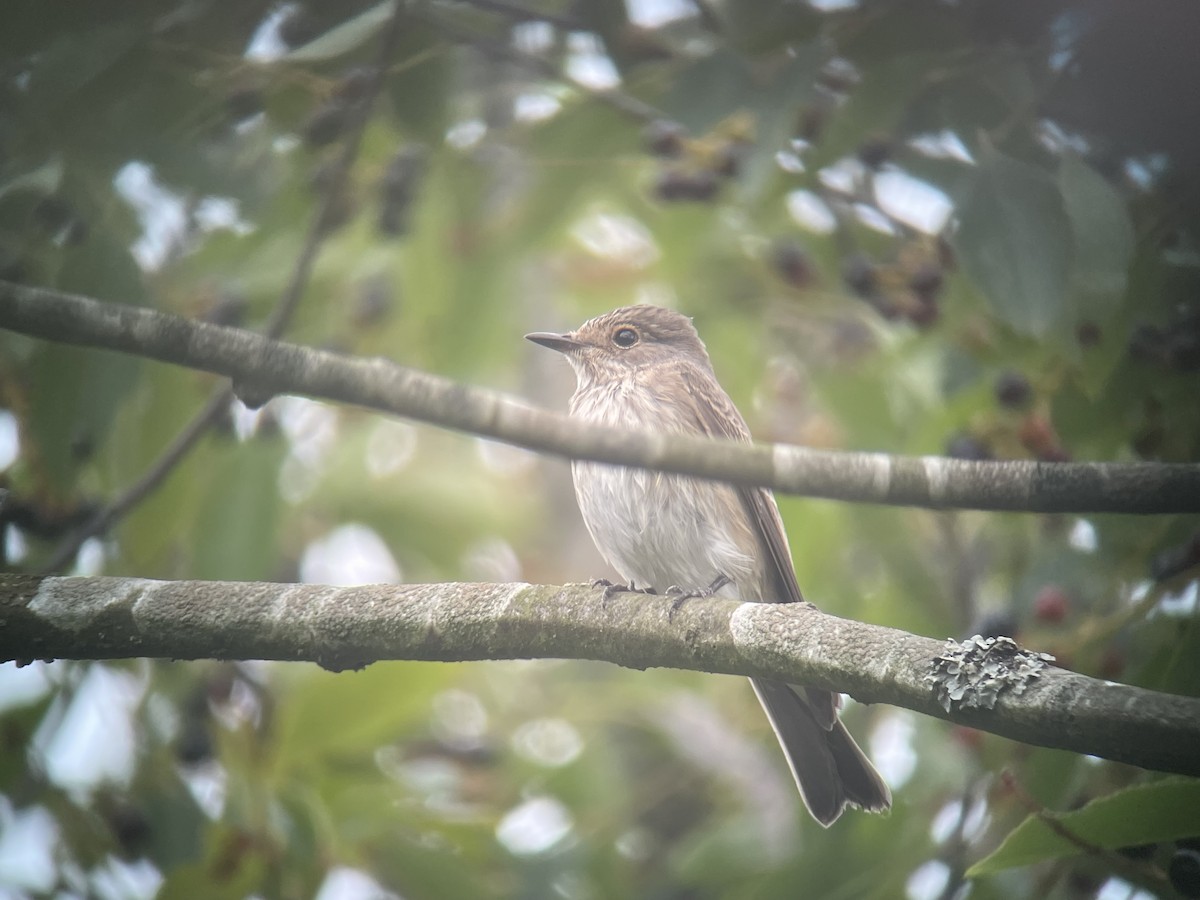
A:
[666,574,732,619]
[592,578,656,606]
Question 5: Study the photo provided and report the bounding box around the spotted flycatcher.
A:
[527,305,891,827]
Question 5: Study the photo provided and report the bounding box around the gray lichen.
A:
[925,635,1055,713]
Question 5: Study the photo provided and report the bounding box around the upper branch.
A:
[2,281,1198,514]
[2,573,1198,778]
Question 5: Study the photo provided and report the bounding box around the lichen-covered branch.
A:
[2,283,1197,514]
[2,573,1197,777]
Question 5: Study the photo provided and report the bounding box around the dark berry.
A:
[907,296,940,328]
[1033,585,1070,623]
[652,170,718,203]
[643,120,685,158]
[176,722,214,765]
[301,102,349,147]
[335,67,377,102]
[383,146,425,192]
[857,137,892,170]
[713,142,742,179]
[105,801,151,856]
[771,241,814,288]
[908,262,944,299]
[1076,321,1101,347]
[995,371,1033,409]
[378,146,425,236]
[841,253,878,298]
[797,105,828,142]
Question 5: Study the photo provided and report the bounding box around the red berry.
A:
[952,725,984,752]
[1017,413,1066,460]
[1098,646,1125,679]
[1033,585,1071,623]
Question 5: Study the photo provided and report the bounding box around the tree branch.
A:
[3,281,1197,515]
[2,573,1197,778]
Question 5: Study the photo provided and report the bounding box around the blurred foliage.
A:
[2,0,1199,897]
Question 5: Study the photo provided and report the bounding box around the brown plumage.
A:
[527,305,891,827]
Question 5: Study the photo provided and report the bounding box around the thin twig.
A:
[37,2,412,574]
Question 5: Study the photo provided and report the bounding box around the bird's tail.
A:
[750,677,892,827]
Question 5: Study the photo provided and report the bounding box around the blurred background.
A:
[1,0,1198,897]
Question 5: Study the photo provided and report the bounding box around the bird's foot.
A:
[667,574,731,618]
[593,578,657,606]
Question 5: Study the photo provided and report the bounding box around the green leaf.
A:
[190,439,286,581]
[271,663,448,779]
[23,23,142,110]
[26,343,141,493]
[1059,153,1134,323]
[967,778,1200,877]
[284,1,394,62]
[953,147,1072,338]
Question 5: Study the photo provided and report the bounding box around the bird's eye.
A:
[612,326,639,348]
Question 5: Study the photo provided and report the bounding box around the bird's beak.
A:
[525,331,581,353]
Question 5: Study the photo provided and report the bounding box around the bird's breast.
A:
[567,380,755,595]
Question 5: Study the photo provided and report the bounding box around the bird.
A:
[526,304,891,827]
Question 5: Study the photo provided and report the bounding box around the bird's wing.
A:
[677,362,838,729]
[674,362,806,607]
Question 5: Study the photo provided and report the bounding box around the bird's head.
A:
[525,305,711,385]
